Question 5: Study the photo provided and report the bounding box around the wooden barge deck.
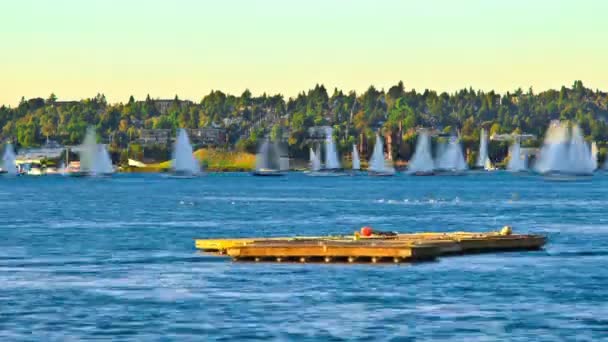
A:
[194,227,547,264]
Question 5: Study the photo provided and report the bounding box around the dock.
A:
[194,227,547,264]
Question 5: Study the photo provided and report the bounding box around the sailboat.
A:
[1,143,18,176]
[324,138,341,170]
[93,144,115,177]
[252,139,285,176]
[434,136,468,175]
[169,128,200,178]
[71,126,115,177]
[310,147,321,171]
[352,144,361,172]
[368,134,395,176]
[474,129,489,170]
[507,138,527,173]
[306,143,344,176]
[407,131,435,176]
[305,146,322,175]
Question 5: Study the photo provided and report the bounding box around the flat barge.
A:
[194,226,547,264]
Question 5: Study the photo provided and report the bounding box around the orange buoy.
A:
[361,226,373,237]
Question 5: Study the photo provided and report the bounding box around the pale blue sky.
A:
[0,0,606,105]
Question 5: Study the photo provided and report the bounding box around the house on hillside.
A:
[138,129,171,145]
[136,99,193,115]
[186,127,226,146]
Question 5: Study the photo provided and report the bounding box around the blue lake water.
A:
[1,172,607,341]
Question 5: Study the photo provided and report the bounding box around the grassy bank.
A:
[194,149,256,171]
[122,148,256,172]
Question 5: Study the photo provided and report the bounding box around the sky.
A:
[0,0,607,105]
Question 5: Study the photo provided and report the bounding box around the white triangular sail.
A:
[369,134,395,174]
[279,149,289,171]
[172,128,200,175]
[408,131,434,173]
[79,126,97,173]
[535,122,594,175]
[2,143,17,175]
[310,147,321,171]
[94,145,114,175]
[435,136,467,171]
[316,144,322,169]
[255,140,270,170]
[507,139,526,172]
[476,129,488,168]
[352,144,360,170]
[255,139,284,172]
[324,128,341,169]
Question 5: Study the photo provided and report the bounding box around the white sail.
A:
[172,128,200,175]
[591,141,598,170]
[94,144,114,175]
[535,122,594,175]
[324,128,341,169]
[310,147,321,171]
[2,143,17,175]
[352,144,360,170]
[279,154,289,171]
[408,131,434,173]
[255,140,269,170]
[79,126,97,173]
[309,148,316,170]
[369,135,385,172]
[255,139,284,172]
[476,129,488,168]
[435,136,467,171]
[568,125,594,175]
[507,139,526,172]
[369,134,395,174]
[315,144,322,169]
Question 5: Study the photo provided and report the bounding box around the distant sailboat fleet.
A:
[1,120,604,178]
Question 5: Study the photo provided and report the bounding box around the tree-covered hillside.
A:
[2,80,607,164]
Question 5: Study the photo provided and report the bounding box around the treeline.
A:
[1,80,607,164]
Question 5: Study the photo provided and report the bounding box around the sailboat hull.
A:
[252,170,285,177]
[65,171,88,177]
[368,170,396,177]
[410,171,435,176]
[305,171,345,177]
[434,169,467,176]
[540,171,593,181]
[165,170,199,178]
